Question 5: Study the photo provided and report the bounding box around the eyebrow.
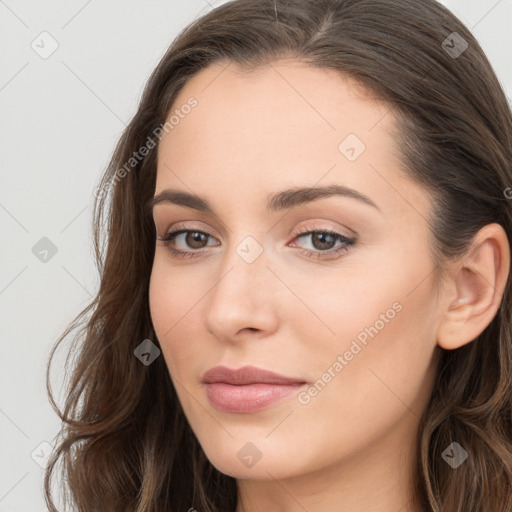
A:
[147,184,380,215]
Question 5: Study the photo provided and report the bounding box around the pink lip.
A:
[202,365,307,413]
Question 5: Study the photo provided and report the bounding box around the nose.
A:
[204,238,280,343]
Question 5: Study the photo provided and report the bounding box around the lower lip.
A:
[205,382,305,413]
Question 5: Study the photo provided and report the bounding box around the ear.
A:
[437,223,510,350]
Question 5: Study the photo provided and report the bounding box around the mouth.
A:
[202,365,307,414]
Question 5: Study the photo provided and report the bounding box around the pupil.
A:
[188,232,206,248]
[313,233,334,250]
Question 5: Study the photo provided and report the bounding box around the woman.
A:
[44,0,512,510]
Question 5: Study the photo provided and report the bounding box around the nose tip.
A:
[204,256,279,343]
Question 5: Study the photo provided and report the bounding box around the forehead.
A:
[154,59,427,220]
[158,59,393,166]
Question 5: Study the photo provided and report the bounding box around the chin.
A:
[197,433,314,482]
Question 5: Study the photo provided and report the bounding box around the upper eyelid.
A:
[161,224,353,240]
[161,222,220,240]
[159,217,356,236]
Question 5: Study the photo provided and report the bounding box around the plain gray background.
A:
[1,0,511,510]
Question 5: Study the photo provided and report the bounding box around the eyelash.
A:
[156,224,356,261]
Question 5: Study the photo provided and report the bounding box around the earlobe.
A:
[437,223,510,351]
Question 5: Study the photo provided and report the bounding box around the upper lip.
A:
[202,365,306,385]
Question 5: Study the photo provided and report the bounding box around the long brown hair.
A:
[44,0,512,510]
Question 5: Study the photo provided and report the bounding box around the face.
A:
[149,60,441,483]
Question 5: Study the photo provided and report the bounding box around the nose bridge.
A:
[204,232,277,339]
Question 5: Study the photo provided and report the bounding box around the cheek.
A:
[288,248,439,441]
[285,237,435,365]
[148,260,197,372]
[295,302,437,461]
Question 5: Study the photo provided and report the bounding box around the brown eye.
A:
[290,227,356,261]
[310,232,336,251]
[185,231,209,249]
[156,228,219,259]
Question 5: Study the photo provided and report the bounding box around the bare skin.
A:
[148,60,510,512]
